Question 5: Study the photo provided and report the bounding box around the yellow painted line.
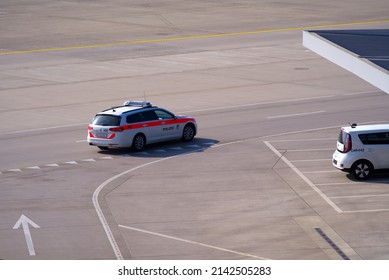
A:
[1,19,388,56]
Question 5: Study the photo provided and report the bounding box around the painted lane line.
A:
[63,161,78,165]
[290,159,330,162]
[169,147,184,150]
[153,149,167,153]
[0,123,88,136]
[119,224,268,260]
[329,193,389,199]
[82,159,96,162]
[343,208,389,213]
[26,166,41,170]
[7,168,22,172]
[269,138,336,143]
[267,111,325,119]
[44,163,59,167]
[93,155,191,260]
[184,96,334,114]
[302,170,340,174]
[99,156,114,160]
[286,148,333,152]
[264,141,342,213]
[2,19,388,56]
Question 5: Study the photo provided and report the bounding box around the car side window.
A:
[140,110,158,122]
[154,109,174,120]
[126,113,143,124]
[359,132,389,145]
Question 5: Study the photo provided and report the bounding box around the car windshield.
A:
[92,114,121,126]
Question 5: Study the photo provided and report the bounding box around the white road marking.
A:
[119,224,269,260]
[290,159,330,162]
[185,144,201,148]
[264,141,342,213]
[99,156,114,160]
[7,168,22,172]
[286,148,333,152]
[169,147,183,150]
[269,138,336,143]
[13,215,40,256]
[0,123,88,136]
[26,166,41,170]
[267,111,325,119]
[302,170,339,174]
[82,159,96,162]
[329,193,389,199]
[44,163,59,167]
[63,161,78,165]
[153,149,167,152]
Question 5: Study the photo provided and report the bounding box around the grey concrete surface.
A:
[0,0,389,259]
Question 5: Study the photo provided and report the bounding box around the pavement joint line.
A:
[1,19,388,56]
[119,224,269,260]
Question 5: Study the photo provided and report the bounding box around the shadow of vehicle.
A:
[96,137,219,158]
[346,171,389,184]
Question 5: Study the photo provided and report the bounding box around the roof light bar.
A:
[123,100,152,107]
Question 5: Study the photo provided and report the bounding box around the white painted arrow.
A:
[13,215,40,256]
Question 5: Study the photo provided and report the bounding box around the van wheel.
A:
[132,134,146,152]
[182,124,195,142]
[351,160,373,180]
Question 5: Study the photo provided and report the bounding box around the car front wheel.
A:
[351,160,373,180]
[182,124,195,142]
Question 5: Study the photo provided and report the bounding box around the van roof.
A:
[343,123,389,133]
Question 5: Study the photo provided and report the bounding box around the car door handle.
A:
[143,124,148,127]
[161,122,166,125]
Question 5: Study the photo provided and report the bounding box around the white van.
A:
[332,123,389,180]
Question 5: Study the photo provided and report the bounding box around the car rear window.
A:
[92,114,121,126]
[338,129,348,144]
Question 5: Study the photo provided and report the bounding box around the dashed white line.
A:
[7,168,22,172]
[44,163,60,167]
[26,166,41,170]
[63,161,78,165]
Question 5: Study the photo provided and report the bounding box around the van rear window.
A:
[92,114,121,126]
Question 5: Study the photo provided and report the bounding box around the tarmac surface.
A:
[1,0,389,259]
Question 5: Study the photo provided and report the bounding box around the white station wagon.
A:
[87,101,197,151]
[332,123,389,179]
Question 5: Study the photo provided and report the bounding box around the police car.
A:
[332,123,389,180]
[87,101,197,151]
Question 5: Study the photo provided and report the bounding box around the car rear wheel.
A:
[351,160,373,180]
[132,134,146,152]
[182,124,195,142]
